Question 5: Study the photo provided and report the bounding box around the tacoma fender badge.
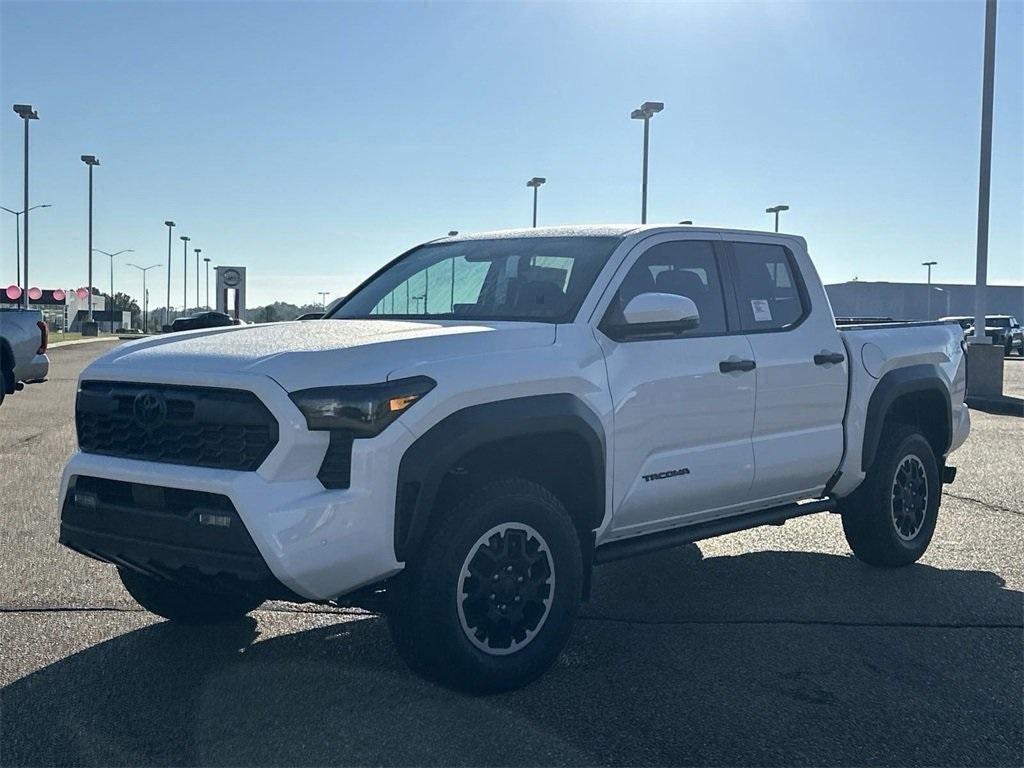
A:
[642,468,691,482]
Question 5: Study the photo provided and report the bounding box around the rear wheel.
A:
[841,424,940,567]
[118,567,263,624]
[387,477,582,693]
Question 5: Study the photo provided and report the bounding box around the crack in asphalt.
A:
[2,605,1020,630]
[946,492,1023,517]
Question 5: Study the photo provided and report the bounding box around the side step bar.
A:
[593,498,836,565]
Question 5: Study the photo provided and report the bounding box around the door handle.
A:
[814,352,845,365]
[719,359,756,373]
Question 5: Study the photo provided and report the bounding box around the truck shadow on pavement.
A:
[3,548,1022,767]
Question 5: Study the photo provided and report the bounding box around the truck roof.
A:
[439,224,807,244]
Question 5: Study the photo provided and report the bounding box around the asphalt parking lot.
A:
[2,341,1021,767]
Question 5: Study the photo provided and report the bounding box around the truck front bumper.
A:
[58,431,411,603]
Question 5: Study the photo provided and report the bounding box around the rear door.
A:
[595,233,757,537]
[722,236,847,502]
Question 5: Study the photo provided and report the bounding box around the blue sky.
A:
[2,1,1021,308]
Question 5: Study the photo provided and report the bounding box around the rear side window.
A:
[605,240,728,335]
[730,242,806,331]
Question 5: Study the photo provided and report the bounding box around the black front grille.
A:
[77,381,279,471]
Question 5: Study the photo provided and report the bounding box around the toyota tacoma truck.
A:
[58,226,970,692]
[1,307,49,406]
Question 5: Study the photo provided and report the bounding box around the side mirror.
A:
[610,292,700,340]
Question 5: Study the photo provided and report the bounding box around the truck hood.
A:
[87,319,557,391]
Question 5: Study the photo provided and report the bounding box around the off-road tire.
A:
[387,477,583,694]
[118,567,263,624]
[841,424,940,567]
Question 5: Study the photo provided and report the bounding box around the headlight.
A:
[289,376,435,437]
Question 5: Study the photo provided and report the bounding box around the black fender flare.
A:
[393,393,606,562]
[861,364,951,472]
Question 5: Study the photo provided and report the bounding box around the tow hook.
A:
[942,465,957,485]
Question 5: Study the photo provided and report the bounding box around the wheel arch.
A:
[862,364,951,472]
[394,394,606,564]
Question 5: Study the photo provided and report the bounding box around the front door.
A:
[595,235,757,538]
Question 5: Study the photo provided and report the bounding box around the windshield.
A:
[987,317,1010,327]
[331,237,620,323]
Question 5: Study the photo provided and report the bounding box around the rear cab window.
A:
[728,242,808,331]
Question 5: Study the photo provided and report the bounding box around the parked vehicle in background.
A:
[939,315,1023,355]
[59,225,970,691]
[294,312,324,320]
[0,307,49,406]
[169,311,236,333]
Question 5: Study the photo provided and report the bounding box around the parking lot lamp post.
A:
[631,101,663,224]
[163,221,175,325]
[766,204,789,232]
[922,261,938,319]
[1,204,50,286]
[194,248,201,310]
[93,249,133,332]
[180,236,190,315]
[203,257,211,309]
[527,177,546,227]
[317,291,330,311]
[13,105,38,308]
[127,263,160,333]
[79,155,100,319]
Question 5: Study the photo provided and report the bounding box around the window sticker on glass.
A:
[751,299,772,322]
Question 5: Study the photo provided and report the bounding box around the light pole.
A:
[630,101,663,224]
[922,261,938,319]
[203,257,211,309]
[163,221,175,326]
[180,235,190,316]
[317,291,330,311]
[527,177,546,227]
[1,204,50,286]
[972,0,998,344]
[766,204,789,232]
[127,263,160,333]
[14,105,39,308]
[94,249,134,332]
[194,248,201,310]
[81,155,100,322]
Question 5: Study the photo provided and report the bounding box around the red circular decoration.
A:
[5,285,22,301]
[53,289,66,301]
[28,287,42,300]
[76,288,89,300]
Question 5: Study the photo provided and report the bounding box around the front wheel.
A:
[118,567,263,624]
[840,424,940,567]
[387,477,583,693]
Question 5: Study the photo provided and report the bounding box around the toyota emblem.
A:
[133,391,167,430]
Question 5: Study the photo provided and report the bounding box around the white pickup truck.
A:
[1,307,49,406]
[59,226,970,691]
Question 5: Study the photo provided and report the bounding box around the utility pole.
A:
[922,261,937,319]
[164,221,175,326]
[972,0,998,344]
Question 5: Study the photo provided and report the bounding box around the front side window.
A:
[730,242,806,331]
[604,240,728,335]
[331,237,620,323]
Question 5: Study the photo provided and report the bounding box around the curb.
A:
[966,395,1024,417]
[48,337,123,349]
